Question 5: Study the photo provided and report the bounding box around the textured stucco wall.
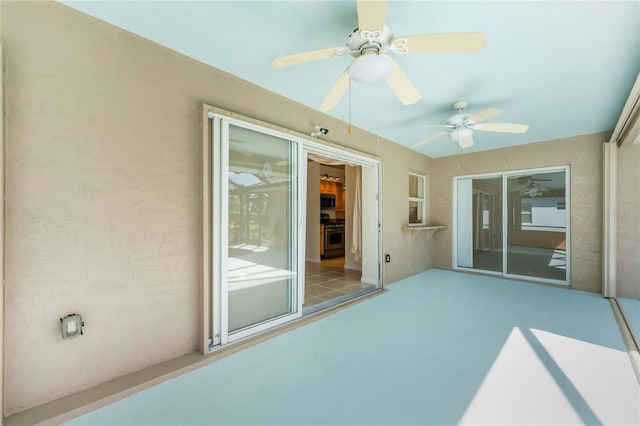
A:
[378,140,435,285]
[431,133,607,293]
[2,1,433,414]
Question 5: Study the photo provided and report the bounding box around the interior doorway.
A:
[303,152,380,313]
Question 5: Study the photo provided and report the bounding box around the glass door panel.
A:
[472,177,503,272]
[456,176,503,272]
[456,178,473,268]
[227,124,297,333]
[506,170,567,282]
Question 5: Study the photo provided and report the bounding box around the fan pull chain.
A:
[457,145,464,174]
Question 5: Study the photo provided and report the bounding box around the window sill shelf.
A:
[401,225,447,240]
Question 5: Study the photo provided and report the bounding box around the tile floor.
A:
[303,257,374,307]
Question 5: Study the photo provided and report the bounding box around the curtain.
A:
[351,166,362,261]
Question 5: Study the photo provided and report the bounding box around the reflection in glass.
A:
[471,177,503,272]
[506,171,567,281]
[409,201,422,224]
[227,125,296,333]
[409,174,423,198]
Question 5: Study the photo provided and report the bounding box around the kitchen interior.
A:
[304,157,374,310]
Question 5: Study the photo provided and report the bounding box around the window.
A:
[409,173,427,225]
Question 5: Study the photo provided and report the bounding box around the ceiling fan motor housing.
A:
[447,101,473,141]
[447,113,468,127]
[347,25,394,56]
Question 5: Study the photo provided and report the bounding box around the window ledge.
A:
[401,225,447,240]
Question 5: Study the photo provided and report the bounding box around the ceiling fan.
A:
[519,182,546,197]
[413,100,530,149]
[516,176,552,197]
[517,176,552,185]
[270,0,487,111]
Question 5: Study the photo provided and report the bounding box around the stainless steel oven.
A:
[324,223,345,258]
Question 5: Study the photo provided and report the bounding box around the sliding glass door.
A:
[214,119,301,344]
[456,175,503,273]
[506,170,567,282]
[455,167,569,285]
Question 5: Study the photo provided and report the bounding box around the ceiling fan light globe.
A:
[349,53,394,84]
[448,127,473,141]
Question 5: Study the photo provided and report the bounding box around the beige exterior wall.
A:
[1,4,6,424]
[2,1,433,414]
[617,143,640,298]
[431,133,607,293]
[378,141,435,284]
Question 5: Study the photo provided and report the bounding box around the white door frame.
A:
[303,140,382,288]
[211,114,304,345]
[453,166,571,286]
[207,109,382,350]
[453,172,502,273]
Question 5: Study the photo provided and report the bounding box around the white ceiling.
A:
[59,1,640,157]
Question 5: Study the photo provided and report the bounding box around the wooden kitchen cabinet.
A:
[320,181,344,210]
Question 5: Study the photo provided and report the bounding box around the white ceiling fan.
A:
[516,176,552,197]
[271,0,486,111]
[413,100,530,149]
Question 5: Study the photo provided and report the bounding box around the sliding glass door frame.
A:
[453,172,503,277]
[303,140,383,293]
[212,115,305,345]
[207,108,383,350]
[453,166,571,286]
[503,166,571,286]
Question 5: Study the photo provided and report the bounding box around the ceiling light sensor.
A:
[311,125,329,138]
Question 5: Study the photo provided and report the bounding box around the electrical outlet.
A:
[385,254,391,263]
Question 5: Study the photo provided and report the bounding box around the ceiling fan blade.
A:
[417,124,453,129]
[271,47,342,69]
[412,131,446,148]
[319,71,350,111]
[466,108,503,123]
[384,62,421,105]
[357,0,389,31]
[458,136,474,149]
[472,123,530,133]
[400,32,487,53]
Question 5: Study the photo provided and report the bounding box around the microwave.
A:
[320,193,336,208]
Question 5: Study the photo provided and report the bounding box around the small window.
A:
[409,173,427,225]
